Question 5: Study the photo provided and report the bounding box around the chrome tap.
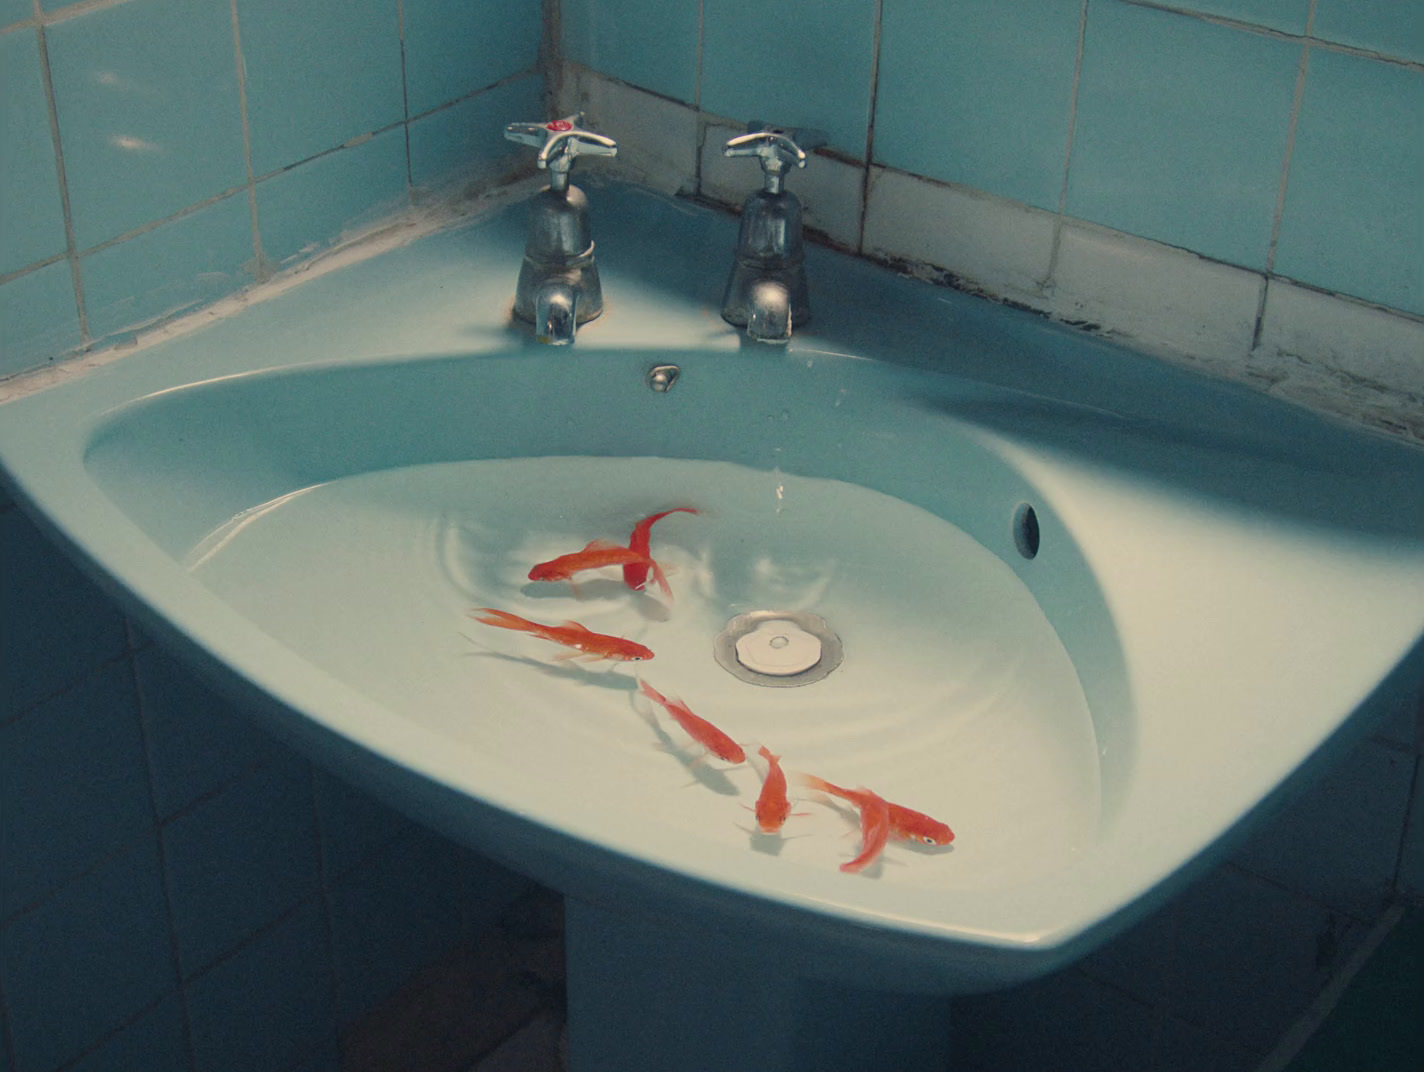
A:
[720,123,826,344]
[504,114,617,345]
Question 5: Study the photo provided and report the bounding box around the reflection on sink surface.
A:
[3,183,1424,1069]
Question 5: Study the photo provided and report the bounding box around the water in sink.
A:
[186,456,1100,890]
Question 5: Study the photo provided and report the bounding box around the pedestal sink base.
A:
[565,899,952,1071]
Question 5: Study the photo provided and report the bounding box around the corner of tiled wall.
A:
[558,0,1424,447]
[1,2,556,1070]
[0,0,548,381]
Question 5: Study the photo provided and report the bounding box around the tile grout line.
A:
[1387,751,1423,900]
[1044,0,1091,293]
[16,69,538,273]
[1253,0,1317,352]
[856,0,885,256]
[228,0,270,283]
[1116,0,1424,71]
[692,0,705,194]
[1251,901,1408,1072]
[397,0,414,198]
[306,763,347,1068]
[125,620,201,1071]
[32,0,90,347]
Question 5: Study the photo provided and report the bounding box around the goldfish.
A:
[637,679,745,764]
[840,787,892,874]
[529,539,670,598]
[623,508,698,592]
[470,608,653,662]
[797,774,954,846]
[753,745,795,834]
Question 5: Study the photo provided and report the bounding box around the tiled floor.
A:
[469,1013,563,1072]
[1281,905,1424,1072]
[443,893,1424,1072]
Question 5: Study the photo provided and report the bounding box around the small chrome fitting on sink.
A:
[720,122,826,345]
[504,113,618,345]
[647,364,680,392]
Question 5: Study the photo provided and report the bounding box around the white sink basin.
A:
[3,183,1422,1069]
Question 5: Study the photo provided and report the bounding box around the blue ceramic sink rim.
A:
[2,182,1423,993]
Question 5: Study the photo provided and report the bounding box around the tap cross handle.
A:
[723,123,827,194]
[505,113,617,191]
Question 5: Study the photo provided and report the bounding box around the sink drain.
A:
[713,610,843,687]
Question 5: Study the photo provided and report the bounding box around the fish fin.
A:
[649,558,673,600]
[470,608,528,630]
[559,620,595,633]
[637,678,667,707]
[553,650,603,662]
[583,538,626,551]
[793,771,834,793]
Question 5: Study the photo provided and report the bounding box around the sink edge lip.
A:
[11,445,1424,968]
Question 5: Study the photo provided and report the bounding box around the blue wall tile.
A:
[185,900,335,1072]
[404,0,543,117]
[1274,49,1424,315]
[0,838,176,1072]
[236,0,404,178]
[1167,0,1312,34]
[162,752,320,977]
[562,0,700,104]
[876,0,1082,212]
[312,767,415,881]
[1168,867,1352,1054]
[702,0,878,157]
[326,828,527,1022]
[1314,0,1424,63]
[408,75,544,191]
[1067,1,1300,270]
[955,969,1158,1071]
[1232,738,1415,916]
[134,645,281,820]
[45,0,247,250]
[0,261,81,377]
[0,0,32,28]
[0,662,151,919]
[0,507,127,714]
[67,992,190,1072]
[82,193,254,344]
[0,29,67,274]
[256,127,410,270]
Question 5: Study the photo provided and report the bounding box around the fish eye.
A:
[922,835,937,844]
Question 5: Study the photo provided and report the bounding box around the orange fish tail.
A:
[796,772,852,801]
[472,607,536,632]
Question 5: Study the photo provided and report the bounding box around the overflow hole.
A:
[1012,503,1040,560]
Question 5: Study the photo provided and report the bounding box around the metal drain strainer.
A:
[713,610,843,687]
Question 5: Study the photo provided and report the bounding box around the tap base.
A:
[721,261,809,330]
[512,256,605,327]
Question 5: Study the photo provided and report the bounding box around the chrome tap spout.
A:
[720,123,825,344]
[503,113,616,346]
[534,280,579,346]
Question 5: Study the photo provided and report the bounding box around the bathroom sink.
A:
[3,183,1423,1068]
